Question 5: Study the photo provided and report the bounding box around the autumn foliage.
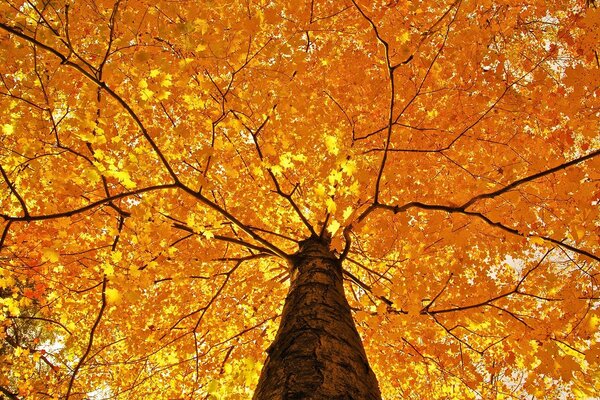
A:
[0,0,599,398]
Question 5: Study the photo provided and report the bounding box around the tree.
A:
[0,0,599,397]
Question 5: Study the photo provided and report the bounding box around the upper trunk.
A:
[253,237,381,400]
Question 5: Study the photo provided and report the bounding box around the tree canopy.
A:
[0,0,599,398]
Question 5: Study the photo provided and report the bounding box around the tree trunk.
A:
[253,237,381,400]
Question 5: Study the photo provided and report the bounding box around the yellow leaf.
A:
[399,31,410,44]
[341,159,356,176]
[129,264,141,278]
[315,184,326,198]
[2,124,14,135]
[107,170,136,189]
[326,197,337,213]
[270,164,282,176]
[206,380,219,394]
[111,251,123,263]
[140,88,155,101]
[158,91,172,100]
[5,298,20,316]
[347,180,360,195]
[105,287,121,304]
[83,167,101,184]
[327,219,340,235]
[161,74,173,87]
[530,236,545,245]
[328,170,342,185]
[103,262,115,276]
[325,135,339,155]
[343,206,354,220]
[42,249,60,263]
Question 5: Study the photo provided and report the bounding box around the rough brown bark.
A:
[253,237,381,400]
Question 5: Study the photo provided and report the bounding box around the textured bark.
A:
[253,237,381,400]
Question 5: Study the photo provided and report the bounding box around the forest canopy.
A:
[0,0,599,398]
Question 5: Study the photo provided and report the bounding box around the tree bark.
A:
[253,237,381,400]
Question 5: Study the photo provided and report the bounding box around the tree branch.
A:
[234,112,317,237]
[66,276,107,399]
[178,185,290,260]
[171,222,277,256]
[0,164,29,217]
[423,249,556,316]
[1,184,177,222]
[0,385,20,400]
[360,148,600,262]
[350,0,395,204]
[0,22,180,183]
[461,148,600,209]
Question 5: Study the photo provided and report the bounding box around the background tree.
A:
[0,0,599,398]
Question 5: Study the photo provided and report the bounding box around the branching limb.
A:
[65,276,107,399]
[401,337,485,398]
[0,22,290,262]
[350,0,396,204]
[0,220,12,249]
[432,315,510,355]
[154,254,270,284]
[167,257,249,332]
[460,210,599,262]
[0,184,177,223]
[342,268,407,314]
[340,225,352,261]
[357,147,600,261]
[0,164,29,217]
[234,112,317,237]
[429,314,485,355]
[171,222,277,256]
[0,385,20,400]
[246,225,299,243]
[324,90,355,139]
[0,22,180,183]
[10,315,72,335]
[422,249,558,317]
[359,24,557,157]
[460,147,600,209]
[421,273,454,312]
[344,255,394,284]
[4,333,63,377]
[213,314,280,348]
